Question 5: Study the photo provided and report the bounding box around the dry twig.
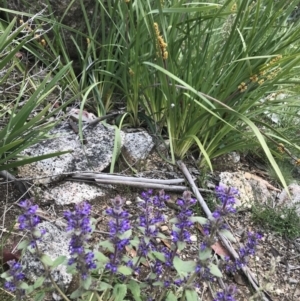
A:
[177,160,271,301]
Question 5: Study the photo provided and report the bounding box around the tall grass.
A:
[1,0,300,188]
[0,15,77,170]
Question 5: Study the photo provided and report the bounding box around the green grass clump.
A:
[266,160,296,185]
[2,0,300,190]
[252,201,300,239]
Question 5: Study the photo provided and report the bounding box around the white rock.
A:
[42,181,105,206]
[219,172,254,206]
[160,225,169,232]
[190,235,197,242]
[219,171,275,206]
[18,122,125,184]
[122,131,154,164]
[21,222,72,290]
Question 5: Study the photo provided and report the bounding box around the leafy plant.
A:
[3,1,300,187]
[266,160,296,185]
[252,200,300,239]
[0,15,88,171]
[66,0,300,189]
[1,188,263,301]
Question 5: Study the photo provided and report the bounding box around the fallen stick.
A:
[66,177,214,193]
[71,173,186,184]
[177,160,270,301]
[68,172,214,193]
[70,178,189,191]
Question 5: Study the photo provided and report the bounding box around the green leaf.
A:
[156,232,167,239]
[19,282,29,289]
[173,257,196,274]
[149,4,221,14]
[94,251,109,264]
[17,240,29,250]
[152,281,164,287]
[40,254,53,267]
[34,291,45,301]
[70,288,83,299]
[219,229,236,242]
[185,289,199,301]
[166,291,178,301]
[0,150,71,171]
[129,237,140,248]
[99,240,114,253]
[127,280,142,301]
[83,275,92,290]
[198,248,212,261]
[119,229,132,240]
[190,216,208,225]
[0,271,10,279]
[117,265,132,276]
[112,284,127,301]
[26,285,34,294]
[177,241,186,252]
[151,251,166,262]
[33,276,45,289]
[110,125,122,173]
[169,217,179,224]
[208,263,223,278]
[97,281,113,291]
[52,256,67,268]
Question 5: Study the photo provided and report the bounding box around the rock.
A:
[160,225,169,232]
[18,122,125,184]
[122,131,154,164]
[277,184,300,216]
[21,222,72,291]
[0,0,104,60]
[42,181,105,206]
[219,171,276,206]
[219,172,254,206]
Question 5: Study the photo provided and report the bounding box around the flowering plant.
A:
[1,187,262,301]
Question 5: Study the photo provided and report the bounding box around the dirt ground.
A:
[0,153,300,301]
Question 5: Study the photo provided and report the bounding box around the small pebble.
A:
[190,235,197,242]
[160,225,169,232]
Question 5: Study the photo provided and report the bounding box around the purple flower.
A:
[104,196,132,275]
[201,186,239,251]
[4,260,25,297]
[171,191,196,243]
[237,232,263,265]
[17,199,45,247]
[215,185,239,205]
[224,232,263,272]
[64,202,92,233]
[214,285,237,301]
[105,262,118,274]
[64,201,96,279]
[137,238,155,257]
[137,190,167,238]
[212,185,238,219]
[195,264,214,282]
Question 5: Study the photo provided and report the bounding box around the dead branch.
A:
[177,160,271,301]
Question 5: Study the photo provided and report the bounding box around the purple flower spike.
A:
[214,285,237,301]
[4,260,25,298]
[171,191,196,243]
[215,184,239,205]
[17,199,45,247]
[105,196,132,274]
[224,232,263,272]
[64,201,96,279]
